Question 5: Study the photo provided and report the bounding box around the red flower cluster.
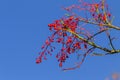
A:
[64,0,112,26]
[87,2,112,25]
[36,16,89,67]
[48,16,79,32]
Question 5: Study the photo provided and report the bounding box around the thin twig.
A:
[87,28,109,40]
[62,47,95,71]
[106,31,116,50]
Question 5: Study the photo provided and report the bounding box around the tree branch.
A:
[62,28,120,54]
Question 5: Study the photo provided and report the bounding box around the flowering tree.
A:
[36,0,120,70]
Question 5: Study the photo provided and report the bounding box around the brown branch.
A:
[78,18,120,30]
[62,28,120,54]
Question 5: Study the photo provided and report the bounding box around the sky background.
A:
[0,0,120,80]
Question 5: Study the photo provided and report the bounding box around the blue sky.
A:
[0,0,120,80]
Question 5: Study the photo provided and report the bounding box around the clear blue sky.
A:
[0,0,120,80]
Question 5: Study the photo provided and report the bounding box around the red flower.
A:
[45,39,50,45]
[107,13,111,17]
[67,47,71,54]
[57,38,63,43]
[66,37,72,44]
[59,62,63,67]
[102,14,107,22]
[74,42,81,49]
[36,58,42,64]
